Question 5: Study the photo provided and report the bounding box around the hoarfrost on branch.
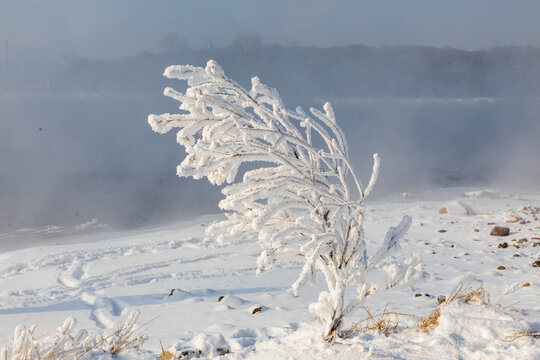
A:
[149,60,421,342]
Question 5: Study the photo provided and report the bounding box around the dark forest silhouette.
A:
[2,44,540,98]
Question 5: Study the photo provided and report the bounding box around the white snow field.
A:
[0,188,538,359]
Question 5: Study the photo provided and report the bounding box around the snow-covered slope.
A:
[0,188,538,359]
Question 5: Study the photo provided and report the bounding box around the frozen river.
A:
[1,93,539,233]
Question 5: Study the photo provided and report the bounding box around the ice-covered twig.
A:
[149,60,417,343]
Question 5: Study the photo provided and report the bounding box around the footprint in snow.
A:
[58,260,85,288]
[81,291,130,329]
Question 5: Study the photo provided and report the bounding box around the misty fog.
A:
[1,2,540,237]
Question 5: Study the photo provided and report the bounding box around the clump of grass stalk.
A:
[504,329,540,342]
[0,310,152,360]
[159,340,176,360]
[341,306,417,338]
[418,280,490,332]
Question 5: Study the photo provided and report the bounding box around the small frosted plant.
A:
[1,310,145,359]
[149,60,422,343]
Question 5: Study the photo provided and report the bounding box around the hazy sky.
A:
[1,0,540,60]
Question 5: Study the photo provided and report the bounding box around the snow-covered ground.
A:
[0,188,538,359]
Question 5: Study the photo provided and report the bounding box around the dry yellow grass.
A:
[159,340,176,360]
[417,280,489,333]
[341,279,528,340]
[504,329,540,342]
[342,280,493,338]
[159,350,176,360]
[341,306,417,338]
[82,314,158,358]
[1,311,156,360]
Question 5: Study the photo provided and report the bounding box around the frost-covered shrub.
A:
[1,310,147,359]
[149,60,422,342]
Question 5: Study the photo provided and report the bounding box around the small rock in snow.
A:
[250,306,264,314]
[490,226,510,236]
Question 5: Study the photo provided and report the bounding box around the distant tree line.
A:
[2,44,540,98]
